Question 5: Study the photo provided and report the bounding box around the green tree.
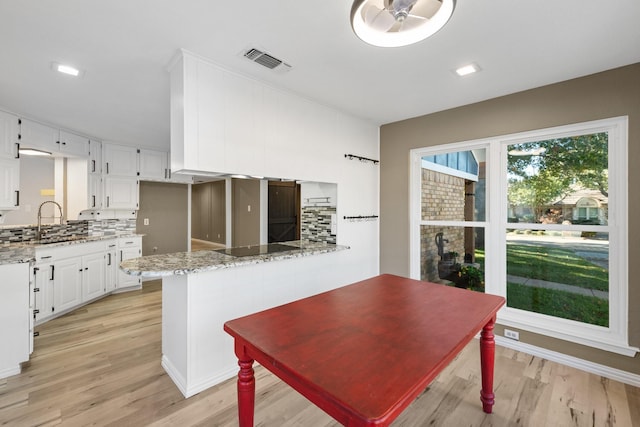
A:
[508,132,608,196]
[507,132,608,222]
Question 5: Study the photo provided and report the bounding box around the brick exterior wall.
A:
[420,169,466,282]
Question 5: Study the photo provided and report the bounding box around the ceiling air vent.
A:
[243,48,292,73]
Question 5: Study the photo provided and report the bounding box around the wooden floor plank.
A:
[1,279,638,426]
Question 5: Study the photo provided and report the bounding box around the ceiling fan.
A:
[350,0,456,47]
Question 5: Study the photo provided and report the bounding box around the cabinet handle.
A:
[92,195,96,208]
[107,253,112,265]
[33,331,40,337]
[15,190,19,206]
[34,309,40,315]
[34,287,40,293]
[15,142,20,159]
[106,162,109,174]
[106,196,110,207]
[40,255,52,260]
[50,265,55,281]
[120,250,123,261]
[92,159,96,173]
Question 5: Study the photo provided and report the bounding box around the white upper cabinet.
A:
[0,110,20,159]
[0,157,20,210]
[103,143,138,177]
[88,140,102,174]
[104,176,138,209]
[0,111,20,212]
[19,119,59,154]
[58,130,90,157]
[138,148,168,180]
[19,119,89,157]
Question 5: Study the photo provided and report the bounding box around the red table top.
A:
[224,274,505,426]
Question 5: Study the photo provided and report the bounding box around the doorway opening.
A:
[268,181,300,243]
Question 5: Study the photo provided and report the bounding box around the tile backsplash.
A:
[0,219,136,244]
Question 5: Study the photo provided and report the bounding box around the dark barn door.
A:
[268,181,300,243]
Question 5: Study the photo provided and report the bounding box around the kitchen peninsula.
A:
[120,240,349,398]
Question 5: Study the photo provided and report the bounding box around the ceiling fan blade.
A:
[400,15,428,31]
[364,4,397,32]
[409,0,443,20]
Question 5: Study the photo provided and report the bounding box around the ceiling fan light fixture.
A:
[350,0,456,48]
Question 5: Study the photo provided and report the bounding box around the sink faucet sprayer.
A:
[37,201,64,240]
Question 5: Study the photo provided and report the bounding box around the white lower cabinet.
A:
[117,236,142,289]
[53,257,83,314]
[33,237,139,325]
[105,241,118,293]
[0,263,30,380]
[82,251,106,302]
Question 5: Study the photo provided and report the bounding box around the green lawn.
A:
[507,282,608,327]
[472,246,608,326]
[506,243,608,291]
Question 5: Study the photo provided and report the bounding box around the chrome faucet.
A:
[37,201,64,240]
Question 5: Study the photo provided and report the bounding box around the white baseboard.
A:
[161,355,237,399]
[0,365,21,380]
[495,336,640,387]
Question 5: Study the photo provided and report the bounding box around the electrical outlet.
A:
[504,329,520,341]
[247,205,251,212]
[143,218,149,225]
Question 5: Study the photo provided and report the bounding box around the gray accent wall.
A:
[137,181,189,255]
[232,178,260,247]
[379,63,640,374]
[191,180,226,244]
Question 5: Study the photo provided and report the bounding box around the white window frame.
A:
[409,116,636,356]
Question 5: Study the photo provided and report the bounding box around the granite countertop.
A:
[0,245,36,265]
[0,234,143,265]
[120,240,349,277]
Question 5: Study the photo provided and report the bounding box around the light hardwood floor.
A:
[191,239,226,251]
[1,280,639,426]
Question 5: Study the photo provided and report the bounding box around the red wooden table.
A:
[224,274,505,426]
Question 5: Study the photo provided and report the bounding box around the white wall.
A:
[169,50,380,281]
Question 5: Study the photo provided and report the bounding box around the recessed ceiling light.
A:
[455,63,479,76]
[51,62,83,77]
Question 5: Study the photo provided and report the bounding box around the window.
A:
[410,117,634,356]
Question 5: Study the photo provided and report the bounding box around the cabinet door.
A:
[59,130,89,157]
[0,157,20,209]
[138,149,168,180]
[118,239,141,288]
[53,258,83,314]
[0,263,30,376]
[82,252,106,302]
[103,143,138,177]
[88,140,102,174]
[33,263,54,323]
[0,110,19,159]
[19,119,59,153]
[104,177,138,209]
[105,243,118,292]
[88,174,103,209]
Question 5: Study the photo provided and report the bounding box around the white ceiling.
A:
[1,0,639,151]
